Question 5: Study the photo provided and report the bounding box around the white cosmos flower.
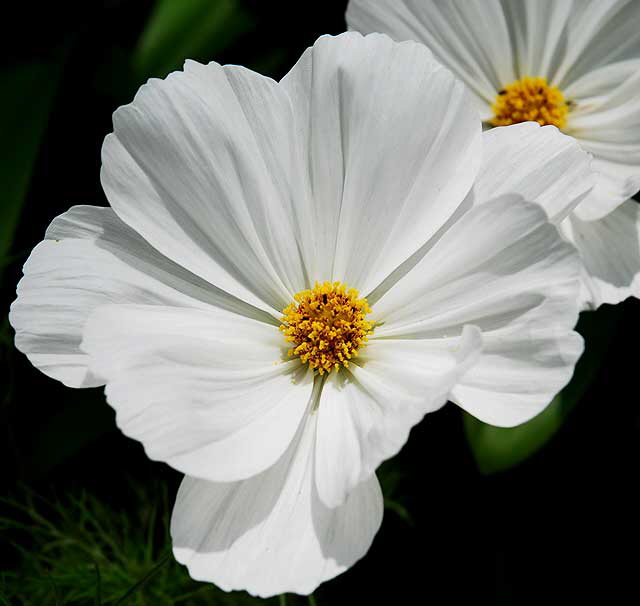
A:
[347,0,640,308]
[10,32,590,596]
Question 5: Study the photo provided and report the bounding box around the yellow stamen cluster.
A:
[490,76,569,128]
[280,281,373,375]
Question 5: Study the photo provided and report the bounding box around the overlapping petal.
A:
[346,0,512,117]
[372,196,583,426]
[171,412,383,597]
[567,64,640,219]
[102,61,308,316]
[347,0,640,218]
[562,199,640,307]
[280,31,482,294]
[9,206,274,388]
[553,0,640,87]
[473,122,595,222]
[9,30,599,598]
[81,304,312,482]
[314,325,482,507]
[499,0,573,85]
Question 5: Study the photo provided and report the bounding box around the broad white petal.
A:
[171,413,383,597]
[449,300,583,427]
[102,60,310,316]
[373,196,583,427]
[473,122,595,222]
[346,0,513,111]
[314,325,482,508]
[563,199,640,308]
[280,31,482,294]
[9,206,272,388]
[81,304,312,482]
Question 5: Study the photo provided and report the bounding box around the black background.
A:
[1,1,639,604]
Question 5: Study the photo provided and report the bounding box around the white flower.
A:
[10,33,589,596]
[347,0,640,308]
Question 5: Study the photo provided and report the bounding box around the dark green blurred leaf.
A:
[0,55,65,282]
[133,0,256,81]
[378,459,413,525]
[464,305,620,474]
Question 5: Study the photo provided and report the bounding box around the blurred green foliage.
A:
[0,482,275,605]
[133,0,256,81]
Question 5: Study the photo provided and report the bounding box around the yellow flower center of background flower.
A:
[280,281,373,374]
[490,76,569,128]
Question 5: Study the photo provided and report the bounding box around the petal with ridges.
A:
[171,412,383,598]
[473,122,595,222]
[372,196,583,427]
[9,206,273,388]
[314,325,482,508]
[554,0,640,87]
[81,304,312,482]
[347,0,513,112]
[280,31,482,295]
[563,199,640,308]
[102,60,310,315]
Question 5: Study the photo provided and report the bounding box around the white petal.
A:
[314,325,482,508]
[280,31,482,294]
[473,122,595,222]
[498,0,574,83]
[563,199,640,308]
[346,0,513,110]
[567,69,640,152]
[9,206,273,388]
[565,65,640,219]
[450,302,583,427]
[102,60,311,316]
[554,0,640,87]
[373,195,583,427]
[81,304,313,482]
[564,58,640,104]
[572,157,640,221]
[171,413,383,597]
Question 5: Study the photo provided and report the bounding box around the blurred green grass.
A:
[0,481,276,605]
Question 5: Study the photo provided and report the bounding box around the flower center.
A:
[280,281,373,374]
[490,76,569,128]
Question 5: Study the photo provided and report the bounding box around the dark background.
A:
[1,1,638,604]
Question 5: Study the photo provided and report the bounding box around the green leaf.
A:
[133,0,256,81]
[464,305,620,474]
[0,54,65,282]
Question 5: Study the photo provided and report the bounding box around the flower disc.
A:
[280,281,373,374]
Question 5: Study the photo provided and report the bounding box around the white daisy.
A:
[347,0,640,308]
[10,33,589,596]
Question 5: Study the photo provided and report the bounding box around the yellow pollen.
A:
[280,281,373,375]
[490,76,569,128]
